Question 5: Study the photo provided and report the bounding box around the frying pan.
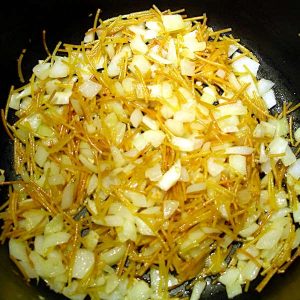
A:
[0,0,300,299]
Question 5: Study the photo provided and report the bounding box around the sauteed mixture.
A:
[1,6,300,300]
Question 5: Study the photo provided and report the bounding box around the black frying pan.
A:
[1,1,300,299]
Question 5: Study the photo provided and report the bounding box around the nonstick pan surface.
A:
[0,1,300,299]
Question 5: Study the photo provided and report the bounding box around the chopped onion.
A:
[162,14,185,32]
[157,160,181,191]
[100,245,126,265]
[190,281,206,300]
[262,89,276,109]
[231,53,260,76]
[163,200,179,219]
[288,159,300,179]
[79,80,102,98]
[257,78,275,96]
[72,249,95,279]
[49,58,70,78]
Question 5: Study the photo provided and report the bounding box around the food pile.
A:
[1,6,300,300]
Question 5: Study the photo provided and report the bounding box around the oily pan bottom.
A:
[0,0,300,299]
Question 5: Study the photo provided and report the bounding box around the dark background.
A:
[0,0,300,299]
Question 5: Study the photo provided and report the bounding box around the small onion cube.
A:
[257,78,275,96]
[145,163,162,182]
[34,145,49,168]
[225,146,254,155]
[229,155,247,175]
[162,15,185,32]
[262,89,276,109]
[288,159,300,180]
[100,245,126,266]
[269,137,288,155]
[295,128,300,142]
[180,58,195,76]
[256,228,283,249]
[190,281,206,300]
[33,62,51,80]
[79,80,102,99]
[43,232,71,249]
[129,55,151,76]
[163,200,179,219]
[130,34,148,54]
[72,249,95,279]
[281,145,296,167]
[130,108,143,128]
[142,115,159,130]
[207,158,224,177]
[143,130,165,148]
[231,53,260,76]
[49,58,70,78]
[157,160,181,191]
[171,136,195,152]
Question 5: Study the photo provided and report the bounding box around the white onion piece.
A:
[229,155,247,175]
[256,227,283,249]
[262,89,276,109]
[49,58,70,78]
[72,249,95,279]
[135,217,155,235]
[143,130,165,148]
[167,38,177,64]
[127,280,152,300]
[239,223,259,238]
[129,55,151,76]
[213,102,247,119]
[82,230,99,251]
[100,245,126,265]
[142,115,159,130]
[145,164,162,181]
[130,34,148,54]
[281,145,296,167]
[162,15,185,32]
[171,136,195,152]
[79,80,102,99]
[33,62,51,80]
[269,137,288,155]
[207,158,224,177]
[61,181,75,210]
[288,159,300,179]
[225,146,254,155]
[238,74,259,98]
[9,239,28,262]
[183,31,206,52]
[295,128,300,142]
[157,160,181,191]
[190,281,206,300]
[231,53,260,76]
[44,214,64,235]
[130,108,143,128]
[43,232,71,249]
[163,200,179,219]
[34,145,49,168]
[186,183,206,193]
[180,58,195,76]
[219,267,240,286]
[225,281,243,299]
[124,190,149,207]
[165,119,184,136]
[228,44,238,57]
[257,78,275,96]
